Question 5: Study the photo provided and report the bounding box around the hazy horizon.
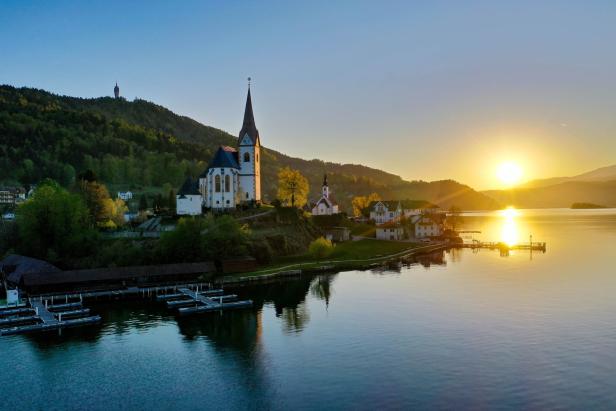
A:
[2,1,615,190]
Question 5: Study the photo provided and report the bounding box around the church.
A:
[176,84,261,215]
[311,174,339,215]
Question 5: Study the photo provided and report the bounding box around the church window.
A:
[244,152,250,162]
[256,153,259,162]
[224,175,230,192]
[215,175,221,192]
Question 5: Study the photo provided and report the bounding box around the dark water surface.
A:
[1,209,616,410]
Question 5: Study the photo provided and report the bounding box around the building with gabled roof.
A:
[376,221,405,241]
[311,174,339,215]
[369,200,402,224]
[412,213,445,238]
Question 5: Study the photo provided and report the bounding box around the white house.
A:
[376,222,405,241]
[369,201,402,224]
[413,214,444,238]
[400,200,440,218]
[117,191,133,201]
[312,174,339,215]
[176,176,202,216]
[176,84,262,213]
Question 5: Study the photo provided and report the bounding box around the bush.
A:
[308,237,334,259]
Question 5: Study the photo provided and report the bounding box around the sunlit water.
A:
[1,209,616,410]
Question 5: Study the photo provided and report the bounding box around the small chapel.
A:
[176,82,261,215]
[311,174,339,215]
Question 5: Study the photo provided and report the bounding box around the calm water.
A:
[1,209,616,410]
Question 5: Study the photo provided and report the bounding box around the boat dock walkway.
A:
[1,281,253,337]
[166,287,252,315]
[0,299,101,336]
[458,241,546,252]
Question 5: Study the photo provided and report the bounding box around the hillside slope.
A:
[483,180,616,208]
[522,164,616,189]
[0,85,499,211]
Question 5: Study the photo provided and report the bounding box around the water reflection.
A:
[500,207,520,246]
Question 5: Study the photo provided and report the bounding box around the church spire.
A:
[238,77,259,145]
[114,81,120,98]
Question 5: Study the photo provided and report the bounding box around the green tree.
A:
[277,167,309,208]
[158,215,249,263]
[15,180,97,263]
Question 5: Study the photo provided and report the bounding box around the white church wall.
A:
[205,167,240,209]
[176,195,202,215]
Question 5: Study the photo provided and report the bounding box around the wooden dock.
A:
[458,241,546,252]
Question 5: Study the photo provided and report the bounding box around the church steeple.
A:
[238,78,259,146]
[322,173,329,199]
[114,82,120,99]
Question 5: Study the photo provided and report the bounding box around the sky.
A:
[1,0,615,189]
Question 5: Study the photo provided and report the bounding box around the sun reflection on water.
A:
[500,207,520,246]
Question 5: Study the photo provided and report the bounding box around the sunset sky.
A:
[1,1,615,189]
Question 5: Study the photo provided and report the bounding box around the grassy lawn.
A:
[237,239,421,277]
[329,239,414,259]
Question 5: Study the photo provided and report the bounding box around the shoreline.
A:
[217,242,448,286]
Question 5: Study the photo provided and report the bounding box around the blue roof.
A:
[201,146,240,176]
[178,176,200,196]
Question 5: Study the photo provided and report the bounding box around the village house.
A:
[376,221,405,241]
[117,191,133,201]
[400,200,440,218]
[0,187,26,205]
[177,83,261,214]
[311,174,339,215]
[369,201,402,224]
[412,213,445,238]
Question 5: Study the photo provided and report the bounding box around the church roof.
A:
[178,176,200,197]
[238,87,259,146]
[207,146,240,170]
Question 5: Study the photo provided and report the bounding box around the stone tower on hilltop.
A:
[114,82,120,98]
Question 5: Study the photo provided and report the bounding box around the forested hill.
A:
[0,85,500,211]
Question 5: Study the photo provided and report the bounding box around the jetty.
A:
[0,282,254,336]
[0,298,101,336]
[160,287,252,315]
[458,241,546,252]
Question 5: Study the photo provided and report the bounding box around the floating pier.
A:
[165,287,252,315]
[1,282,253,337]
[458,241,546,252]
[0,298,101,336]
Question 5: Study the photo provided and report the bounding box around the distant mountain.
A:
[483,180,616,208]
[0,85,499,211]
[521,164,616,188]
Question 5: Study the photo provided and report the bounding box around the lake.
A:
[1,208,615,410]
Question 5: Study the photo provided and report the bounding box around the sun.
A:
[496,162,523,186]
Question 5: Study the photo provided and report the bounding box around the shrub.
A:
[308,237,334,259]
